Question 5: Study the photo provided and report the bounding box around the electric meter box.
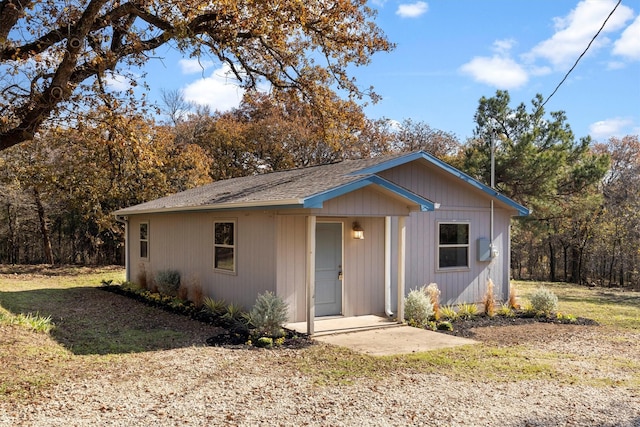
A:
[477,237,491,262]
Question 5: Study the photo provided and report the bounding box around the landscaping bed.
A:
[100,282,314,350]
[441,312,598,339]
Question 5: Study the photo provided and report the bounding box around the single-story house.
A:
[114,150,529,334]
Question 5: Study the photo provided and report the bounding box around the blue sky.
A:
[134,0,640,143]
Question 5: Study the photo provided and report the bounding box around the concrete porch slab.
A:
[314,326,478,356]
[286,315,478,356]
[286,314,401,336]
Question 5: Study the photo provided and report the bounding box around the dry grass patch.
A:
[0,265,222,402]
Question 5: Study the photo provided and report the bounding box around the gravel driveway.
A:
[0,280,638,427]
[2,328,639,426]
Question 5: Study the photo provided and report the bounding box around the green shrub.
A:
[529,287,558,315]
[497,303,515,318]
[249,291,289,338]
[521,301,537,318]
[203,297,227,317]
[222,303,248,334]
[120,281,142,293]
[255,337,273,348]
[3,312,55,333]
[439,305,458,321]
[556,312,577,323]
[436,321,453,331]
[457,302,478,319]
[155,270,181,296]
[404,288,434,327]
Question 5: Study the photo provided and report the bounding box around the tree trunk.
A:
[548,240,556,282]
[569,246,581,284]
[33,187,54,264]
[6,203,16,264]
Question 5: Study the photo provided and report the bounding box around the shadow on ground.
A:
[0,287,221,355]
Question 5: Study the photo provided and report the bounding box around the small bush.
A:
[155,270,181,296]
[436,321,453,331]
[529,287,558,315]
[255,337,273,348]
[521,301,537,318]
[249,291,289,338]
[424,283,441,320]
[497,303,515,318]
[203,297,227,317]
[439,305,458,321]
[3,312,55,333]
[191,283,205,308]
[222,303,248,334]
[177,283,189,301]
[556,312,577,323]
[508,282,520,309]
[404,288,434,327]
[120,281,141,293]
[457,303,478,319]
[482,278,496,317]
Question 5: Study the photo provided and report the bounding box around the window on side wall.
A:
[140,222,149,259]
[438,222,469,269]
[214,220,236,273]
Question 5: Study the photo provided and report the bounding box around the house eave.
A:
[113,199,305,216]
[301,175,434,211]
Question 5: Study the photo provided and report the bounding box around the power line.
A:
[540,0,622,110]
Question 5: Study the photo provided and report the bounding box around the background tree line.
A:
[0,89,637,289]
[1,0,637,289]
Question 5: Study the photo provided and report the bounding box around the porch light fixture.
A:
[352,222,364,240]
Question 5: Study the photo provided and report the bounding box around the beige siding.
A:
[343,216,386,316]
[275,215,387,322]
[383,162,516,304]
[310,186,413,216]
[129,211,276,311]
[275,215,307,322]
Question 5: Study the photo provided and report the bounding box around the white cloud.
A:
[613,15,640,60]
[459,56,528,89]
[178,58,214,75]
[589,117,634,139]
[396,1,428,18]
[181,64,244,112]
[526,0,634,69]
[104,72,132,91]
[459,40,529,89]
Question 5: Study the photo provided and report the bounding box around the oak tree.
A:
[0,0,392,150]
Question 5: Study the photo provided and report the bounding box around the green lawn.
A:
[514,280,640,330]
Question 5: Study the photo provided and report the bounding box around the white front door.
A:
[315,222,343,317]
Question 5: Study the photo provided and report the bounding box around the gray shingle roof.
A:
[113,150,530,216]
[114,152,408,215]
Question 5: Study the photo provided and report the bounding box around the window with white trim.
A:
[139,222,149,259]
[438,222,469,269]
[214,221,236,272]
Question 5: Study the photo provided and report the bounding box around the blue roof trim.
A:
[352,151,530,216]
[302,175,434,211]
